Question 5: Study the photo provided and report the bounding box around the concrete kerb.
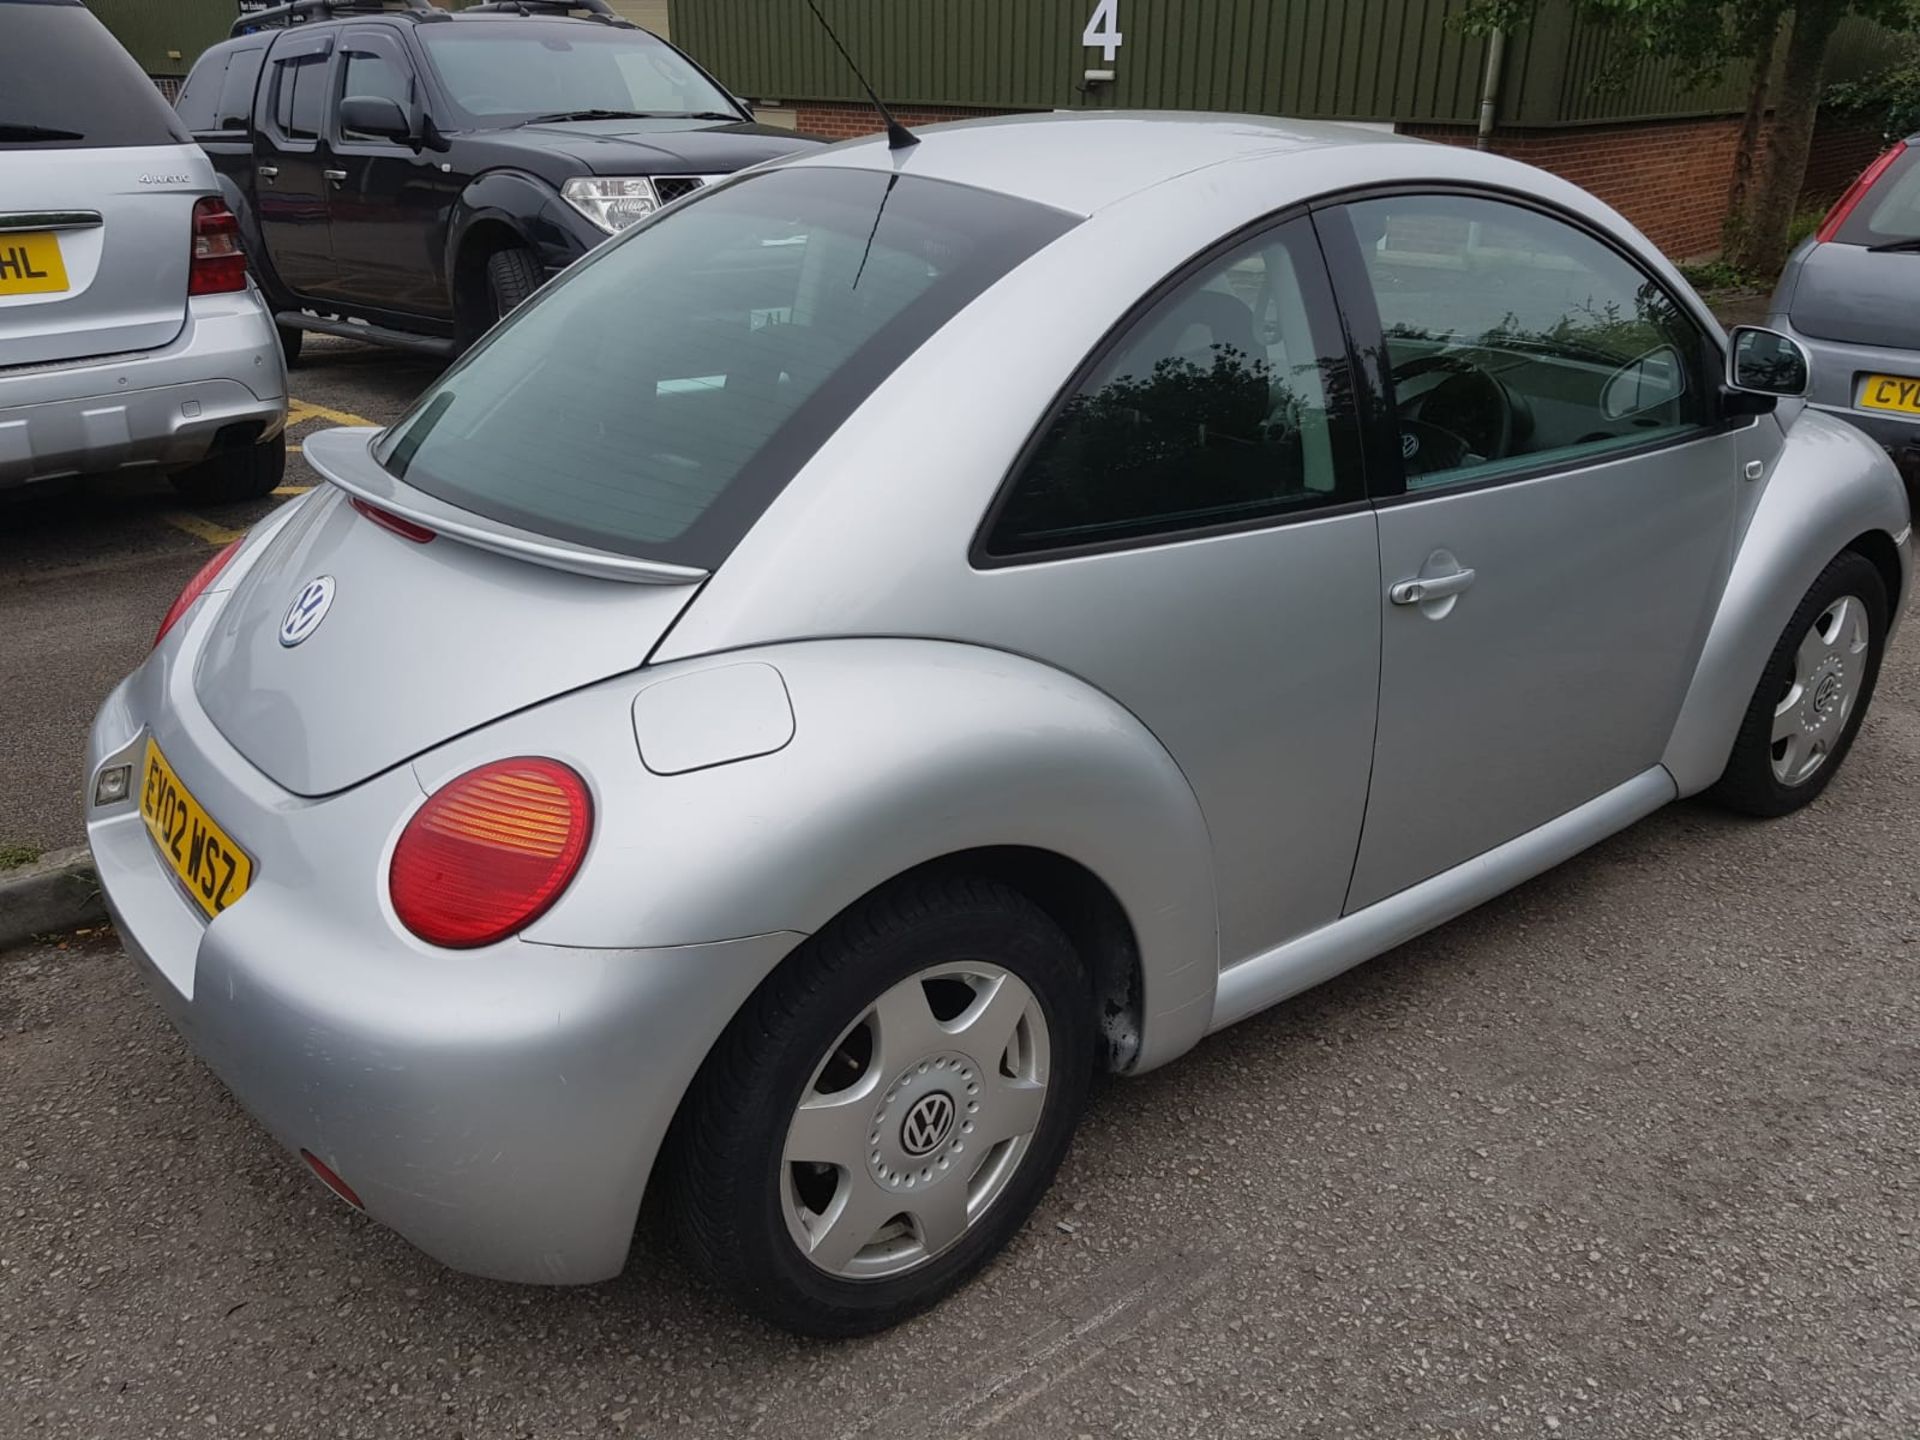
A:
[0,845,107,954]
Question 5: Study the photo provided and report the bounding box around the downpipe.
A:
[1476,29,1506,150]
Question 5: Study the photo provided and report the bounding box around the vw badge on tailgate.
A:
[280,576,336,647]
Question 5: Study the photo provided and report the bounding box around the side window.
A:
[984,219,1361,559]
[174,53,226,132]
[270,52,328,142]
[338,33,416,139]
[1342,194,1713,493]
[215,48,266,132]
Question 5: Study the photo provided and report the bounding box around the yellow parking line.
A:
[163,513,246,546]
[270,485,312,497]
[287,397,375,428]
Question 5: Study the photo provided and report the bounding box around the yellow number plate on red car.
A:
[1858,373,1920,416]
[140,740,253,918]
[0,231,69,296]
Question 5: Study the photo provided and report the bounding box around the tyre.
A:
[670,877,1093,1337]
[484,246,542,324]
[1709,550,1888,817]
[275,323,304,368]
[167,431,287,505]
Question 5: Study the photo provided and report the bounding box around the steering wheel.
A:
[1390,354,1517,477]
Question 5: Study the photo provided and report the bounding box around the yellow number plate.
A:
[140,740,253,918]
[0,231,69,296]
[1858,373,1920,417]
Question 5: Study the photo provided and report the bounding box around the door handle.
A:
[257,166,279,181]
[1389,568,1476,606]
[323,169,347,185]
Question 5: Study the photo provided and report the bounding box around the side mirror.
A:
[339,94,413,145]
[1727,325,1811,399]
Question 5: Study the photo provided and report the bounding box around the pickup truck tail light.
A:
[189,197,248,295]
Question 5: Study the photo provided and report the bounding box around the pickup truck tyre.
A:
[168,431,287,505]
[485,246,542,324]
[275,323,304,367]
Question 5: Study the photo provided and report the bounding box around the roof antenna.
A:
[801,0,918,150]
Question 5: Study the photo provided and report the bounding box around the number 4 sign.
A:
[1083,0,1123,62]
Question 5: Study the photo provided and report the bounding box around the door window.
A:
[269,52,329,142]
[982,219,1361,559]
[1340,194,1713,493]
[338,34,416,140]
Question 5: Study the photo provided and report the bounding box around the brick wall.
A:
[793,99,1880,260]
[791,100,1025,139]
[1387,110,1884,258]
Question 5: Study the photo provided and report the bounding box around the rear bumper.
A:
[1767,314,1920,511]
[85,595,797,1285]
[0,288,286,489]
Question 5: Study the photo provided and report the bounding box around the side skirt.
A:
[1206,765,1676,1033]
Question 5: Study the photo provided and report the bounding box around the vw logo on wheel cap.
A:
[899,1091,956,1157]
[279,575,336,647]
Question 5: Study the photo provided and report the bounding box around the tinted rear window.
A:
[176,43,268,134]
[375,168,1076,567]
[1833,144,1920,246]
[0,1,191,150]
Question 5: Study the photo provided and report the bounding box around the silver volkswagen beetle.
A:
[87,113,1911,1335]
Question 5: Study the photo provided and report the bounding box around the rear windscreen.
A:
[0,1,192,150]
[1833,145,1920,247]
[374,167,1077,568]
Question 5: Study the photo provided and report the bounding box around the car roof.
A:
[776,110,1425,217]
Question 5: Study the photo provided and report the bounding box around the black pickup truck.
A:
[176,0,821,361]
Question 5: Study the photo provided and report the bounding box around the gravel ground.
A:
[4,612,1917,1439]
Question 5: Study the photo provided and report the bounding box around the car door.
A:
[970,215,1384,965]
[253,32,337,300]
[324,26,451,318]
[1318,192,1742,912]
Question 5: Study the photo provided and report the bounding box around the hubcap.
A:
[1770,593,1871,787]
[781,963,1050,1280]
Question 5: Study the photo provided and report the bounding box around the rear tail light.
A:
[189,196,247,295]
[389,758,592,948]
[1815,144,1906,244]
[350,496,436,544]
[154,538,242,648]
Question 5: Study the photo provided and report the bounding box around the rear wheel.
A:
[670,877,1092,1337]
[484,246,542,326]
[1709,550,1887,816]
[167,430,286,505]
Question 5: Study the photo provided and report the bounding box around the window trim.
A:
[1310,182,1740,506]
[261,37,334,152]
[969,207,1375,570]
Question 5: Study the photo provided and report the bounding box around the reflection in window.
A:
[1346,195,1712,491]
[988,224,1358,557]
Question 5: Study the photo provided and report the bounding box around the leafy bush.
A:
[1827,37,1920,142]
[1678,258,1754,292]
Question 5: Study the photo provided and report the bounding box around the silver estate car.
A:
[1767,134,1920,496]
[1,0,286,502]
[87,113,1910,1335]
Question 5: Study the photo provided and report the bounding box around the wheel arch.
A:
[1663,410,1911,795]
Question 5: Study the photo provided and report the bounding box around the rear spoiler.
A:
[303,427,709,587]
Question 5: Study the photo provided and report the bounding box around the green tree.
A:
[1461,1,1920,276]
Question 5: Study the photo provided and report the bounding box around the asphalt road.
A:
[2,624,1917,1438]
[0,337,444,857]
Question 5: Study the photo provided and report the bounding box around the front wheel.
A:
[670,878,1093,1337]
[1709,550,1888,817]
[484,246,542,325]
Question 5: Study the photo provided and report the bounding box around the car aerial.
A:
[0,0,287,503]
[1767,133,1920,500]
[86,112,1910,1337]
[175,0,823,362]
